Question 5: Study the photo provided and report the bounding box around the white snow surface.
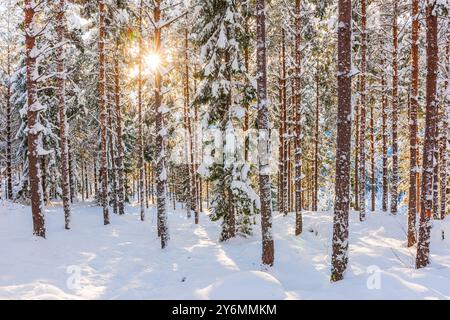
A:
[0,200,449,300]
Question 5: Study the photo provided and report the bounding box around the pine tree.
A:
[193,0,259,241]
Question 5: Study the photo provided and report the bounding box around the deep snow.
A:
[0,199,449,300]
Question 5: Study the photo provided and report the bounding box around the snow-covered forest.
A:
[0,0,449,300]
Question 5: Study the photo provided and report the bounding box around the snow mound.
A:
[198,271,286,300]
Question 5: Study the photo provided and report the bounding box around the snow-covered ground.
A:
[0,199,449,300]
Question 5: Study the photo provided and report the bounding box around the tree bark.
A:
[281,29,288,216]
[154,0,169,248]
[331,0,352,282]
[25,0,45,237]
[439,29,449,220]
[359,0,367,221]
[114,40,126,215]
[138,1,145,221]
[107,94,118,214]
[99,0,110,225]
[256,0,274,267]
[381,64,388,212]
[354,77,360,211]
[390,0,399,215]
[313,62,319,212]
[416,0,438,269]
[6,39,13,200]
[294,0,303,235]
[408,0,420,247]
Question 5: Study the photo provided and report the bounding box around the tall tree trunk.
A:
[370,93,375,212]
[244,29,250,163]
[381,64,388,212]
[41,155,47,204]
[114,38,125,215]
[390,0,399,215]
[439,29,449,220]
[354,77,360,210]
[313,62,319,212]
[408,0,420,247]
[416,0,438,269]
[68,141,74,203]
[277,61,284,212]
[359,0,367,221]
[25,0,45,237]
[81,158,85,202]
[331,0,352,282]
[294,0,303,235]
[6,41,13,200]
[138,1,145,221]
[280,29,288,216]
[154,0,169,248]
[256,0,274,267]
[432,141,439,219]
[84,160,89,200]
[107,97,118,214]
[99,0,110,225]
[185,26,198,223]
[94,158,98,197]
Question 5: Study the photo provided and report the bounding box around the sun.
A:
[145,53,161,71]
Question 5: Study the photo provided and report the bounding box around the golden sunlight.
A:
[145,53,161,71]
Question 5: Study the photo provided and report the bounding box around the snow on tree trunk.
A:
[107,92,118,215]
[370,89,375,212]
[416,0,438,269]
[154,0,169,248]
[138,2,145,221]
[99,0,110,225]
[313,62,319,212]
[6,41,13,200]
[25,0,45,238]
[381,63,388,213]
[358,0,367,222]
[114,43,126,216]
[354,77,360,211]
[256,0,274,267]
[56,0,71,230]
[184,26,198,223]
[390,0,399,215]
[408,0,420,247]
[294,0,303,235]
[439,30,449,221]
[331,0,352,282]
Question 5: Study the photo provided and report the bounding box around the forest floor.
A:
[0,199,449,300]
